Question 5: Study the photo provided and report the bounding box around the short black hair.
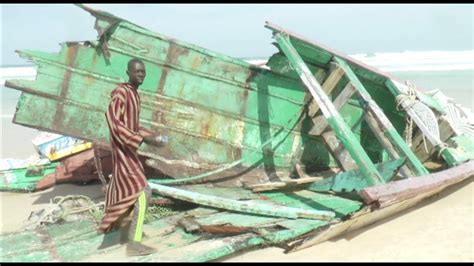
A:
[127,58,145,70]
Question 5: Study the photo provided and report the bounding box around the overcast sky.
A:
[2,4,473,66]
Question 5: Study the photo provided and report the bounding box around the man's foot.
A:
[121,232,149,245]
[120,227,149,244]
[126,242,157,257]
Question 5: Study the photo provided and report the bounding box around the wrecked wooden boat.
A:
[0,130,107,192]
[0,147,113,192]
[1,4,473,262]
[0,157,59,192]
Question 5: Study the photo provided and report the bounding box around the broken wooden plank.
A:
[294,163,307,178]
[177,217,201,233]
[306,83,359,171]
[307,83,359,171]
[248,182,286,192]
[196,189,362,248]
[137,232,263,262]
[307,64,345,117]
[321,130,359,171]
[176,185,261,201]
[148,182,336,221]
[248,176,323,192]
[359,159,474,207]
[308,158,406,192]
[309,83,356,135]
[335,57,429,177]
[363,110,414,178]
[199,224,259,236]
[192,189,362,240]
[36,148,112,190]
[286,180,449,253]
[1,188,363,263]
[291,68,329,178]
[0,161,59,192]
[271,32,384,186]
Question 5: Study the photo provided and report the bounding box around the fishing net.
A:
[22,194,177,230]
[444,99,474,138]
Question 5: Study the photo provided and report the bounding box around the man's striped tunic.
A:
[98,83,147,234]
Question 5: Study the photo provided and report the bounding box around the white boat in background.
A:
[32,132,92,161]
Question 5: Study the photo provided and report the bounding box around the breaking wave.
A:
[246,50,474,72]
[348,50,474,72]
[1,51,473,82]
[0,66,37,86]
[1,114,14,119]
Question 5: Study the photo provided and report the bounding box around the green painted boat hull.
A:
[4,5,423,183]
[0,163,59,192]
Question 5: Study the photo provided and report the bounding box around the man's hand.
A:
[139,127,154,138]
[142,134,169,147]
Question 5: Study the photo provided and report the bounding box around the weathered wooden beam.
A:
[148,182,336,221]
[359,159,474,207]
[251,158,405,193]
[307,75,360,171]
[291,67,337,178]
[248,176,323,192]
[321,130,359,171]
[307,65,345,117]
[308,83,359,171]
[309,83,356,135]
[364,110,415,178]
[294,163,307,179]
[334,57,429,177]
[308,158,406,192]
[178,217,201,233]
[34,148,112,191]
[272,32,384,186]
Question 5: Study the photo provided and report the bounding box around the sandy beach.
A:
[1,3,473,263]
[1,176,472,262]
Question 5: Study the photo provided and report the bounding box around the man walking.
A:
[98,58,164,256]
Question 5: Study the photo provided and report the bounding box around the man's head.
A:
[127,58,146,87]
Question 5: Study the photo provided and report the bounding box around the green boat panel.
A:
[334,56,428,176]
[308,158,406,192]
[271,31,385,185]
[0,162,59,192]
[195,189,362,228]
[9,6,452,182]
[1,185,361,262]
[7,21,323,179]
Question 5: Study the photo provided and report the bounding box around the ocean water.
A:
[349,50,474,109]
[1,51,473,158]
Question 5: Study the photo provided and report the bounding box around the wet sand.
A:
[1,177,472,262]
